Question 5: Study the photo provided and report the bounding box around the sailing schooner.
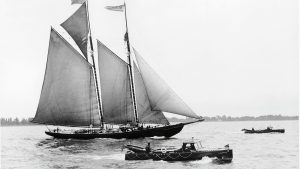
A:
[32,1,204,139]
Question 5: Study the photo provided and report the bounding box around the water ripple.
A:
[1,121,298,169]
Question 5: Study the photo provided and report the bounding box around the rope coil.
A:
[161,147,167,153]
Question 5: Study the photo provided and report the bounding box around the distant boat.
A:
[242,127,285,134]
[31,1,204,139]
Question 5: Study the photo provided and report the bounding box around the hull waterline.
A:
[44,122,200,139]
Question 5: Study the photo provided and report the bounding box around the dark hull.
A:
[242,129,285,134]
[125,149,233,162]
[45,122,193,139]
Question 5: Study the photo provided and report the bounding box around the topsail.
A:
[61,2,89,58]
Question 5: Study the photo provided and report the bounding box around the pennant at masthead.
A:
[105,5,125,12]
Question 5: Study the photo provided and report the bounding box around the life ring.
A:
[161,147,167,153]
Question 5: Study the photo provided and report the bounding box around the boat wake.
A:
[190,157,212,164]
[87,154,124,161]
[150,136,177,140]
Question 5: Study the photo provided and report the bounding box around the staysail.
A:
[61,2,89,58]
[133,48,201,119]
[97,40,134,124]
[133,63,169,124]
[32,28,100,126]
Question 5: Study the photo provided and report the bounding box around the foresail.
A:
[133,48,201,119]
[61,2,89,58]
[32,28,100,126]
[133,63,169,124]
[97,40,134,124]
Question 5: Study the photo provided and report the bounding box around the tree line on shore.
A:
[1,117,34,126]
[0,115,298,126]
[169,115,298,122]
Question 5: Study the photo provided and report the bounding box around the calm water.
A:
[1,121,298,169]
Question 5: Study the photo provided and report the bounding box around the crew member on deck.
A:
[182,144,186,151]
[191,143,196,150]
[145,142,151,153]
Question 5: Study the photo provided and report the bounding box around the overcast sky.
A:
[0,0,298,118]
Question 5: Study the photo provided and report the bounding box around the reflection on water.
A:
[1,121,298,169]
[38,138,95,148]
[35,136,180,157]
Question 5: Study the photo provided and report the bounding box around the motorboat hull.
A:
[125,148,233,162]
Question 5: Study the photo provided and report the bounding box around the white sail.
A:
[61,2,89,58]
[133,48,201,119]
[97,40,135,124]
[133,62,169,124]
[32,28,100,126]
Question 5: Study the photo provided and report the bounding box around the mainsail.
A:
[61,2,89,58]
[133,63,169,125]
[97,40,134,124]
[133,48,201,119]
[32,28,100,126]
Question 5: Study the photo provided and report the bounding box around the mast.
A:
[86,1,104,127]
[124,1,139,124]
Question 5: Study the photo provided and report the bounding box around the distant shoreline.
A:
[0,115,298,126]
[169,115,298,123]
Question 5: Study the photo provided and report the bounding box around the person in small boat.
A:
[145,142,151,153]
[181,143,186,151]
[252,128,254,131]
[190,143,196,150]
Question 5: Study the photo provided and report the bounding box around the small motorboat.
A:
[124,140,233,162]
[242,127,285,134]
